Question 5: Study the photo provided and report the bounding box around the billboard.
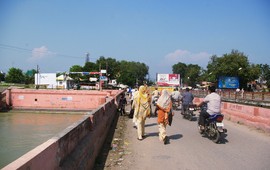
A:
[35,73,57,88]
[157,74,180,86]
[218,76,239,89]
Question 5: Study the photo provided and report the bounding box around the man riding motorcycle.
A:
[181,88,194,115]
[171,87,182,107]
[196,86,221,130]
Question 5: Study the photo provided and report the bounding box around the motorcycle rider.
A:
[196,85,221,130]
[171,87,182,106]
[152,87,160,103]
[180,87,194,115]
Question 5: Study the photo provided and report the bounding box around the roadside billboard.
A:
[35,73,57,88]
[157,74,180,86]
[218,76,239,89]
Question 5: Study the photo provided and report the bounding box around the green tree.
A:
[185,64,201,87]
[117,61,149,87]
[25,69,37,84]
[5,67,25,83]
[0,71,5,82]
[69,65,83,72]
[172,62,187,79]
[96,56,120,81]
[206,50,260,89]
[172,62,201,87]
[260,64,270,87]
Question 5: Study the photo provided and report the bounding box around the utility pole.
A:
[85,52,90,63]
[99,63,102,91]
[36,65,39,89]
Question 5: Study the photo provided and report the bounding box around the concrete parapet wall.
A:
[5,89,117,111]
[194,98,270,133]
[3,89,123,170]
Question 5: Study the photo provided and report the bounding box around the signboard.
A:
[218,76,239,89]
[101,69,107,74]
[100,76,108,81]
[157,74,180,86]
[35,73,57,88]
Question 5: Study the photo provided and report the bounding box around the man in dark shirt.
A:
[181,88,194,115]
[118,93,127,116]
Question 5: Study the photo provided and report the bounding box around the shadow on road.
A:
[145,122,158,127]
[169,134,183,140]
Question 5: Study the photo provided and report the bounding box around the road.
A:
[119,105,270,170]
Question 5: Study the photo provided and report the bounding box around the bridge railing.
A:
[192,90,270,108]
[192,90,270,101]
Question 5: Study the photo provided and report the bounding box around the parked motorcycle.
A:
[198,104,227,143]
[182,104,196,121]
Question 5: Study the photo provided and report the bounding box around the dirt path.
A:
[93,113,134,170]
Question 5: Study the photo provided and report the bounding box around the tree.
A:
[172,62,201,87]
[260,64,270,87]
[185,64,201,87]
[117,61,149,87]
[5,67,25,83]
[206,50,260,89]
[25,69,37,84]
[96,56,120,81]
[69,65,83,72]
[0,71,5,82]
[172,62,187,79]
[83,62,98,72]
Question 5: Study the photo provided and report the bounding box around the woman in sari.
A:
[156,89,173,144]
[133,85,151,140]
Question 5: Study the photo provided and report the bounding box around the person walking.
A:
[133,85,151,140]
[156,89,173,144]
[131,89,139,125]
[118,93,127,116]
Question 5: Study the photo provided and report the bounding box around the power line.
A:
[0,43,86,59]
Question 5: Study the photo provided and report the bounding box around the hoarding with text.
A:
[157,74,180,86]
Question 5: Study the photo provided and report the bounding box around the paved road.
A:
[121,105,270,170]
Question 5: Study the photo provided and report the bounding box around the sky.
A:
[0,0,269,80]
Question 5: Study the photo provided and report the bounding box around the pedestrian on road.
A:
[131,89,139,123]
[118,93,127,116]
[156,89,173,144]
[133,85,151,140]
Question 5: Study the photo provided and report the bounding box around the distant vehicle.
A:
[117,84,128,89]
[182,104,196,121]
[102,84,118,89]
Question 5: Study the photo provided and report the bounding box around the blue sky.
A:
[0,0,269,80]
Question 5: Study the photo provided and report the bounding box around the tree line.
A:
[1,50,270,91]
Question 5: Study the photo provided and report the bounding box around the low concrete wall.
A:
[193,98,270,133]
[2,89,123,170]
[5,89,116,111]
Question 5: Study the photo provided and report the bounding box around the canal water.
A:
[0,111,87,168]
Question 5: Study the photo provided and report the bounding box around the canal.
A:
[0,111,86,168]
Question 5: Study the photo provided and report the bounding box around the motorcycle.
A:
[198,105,227,143]
[182,104,196,121]
[171,98,181,110]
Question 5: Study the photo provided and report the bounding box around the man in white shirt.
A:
[197,86,221,129]
[171,87,181,102]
